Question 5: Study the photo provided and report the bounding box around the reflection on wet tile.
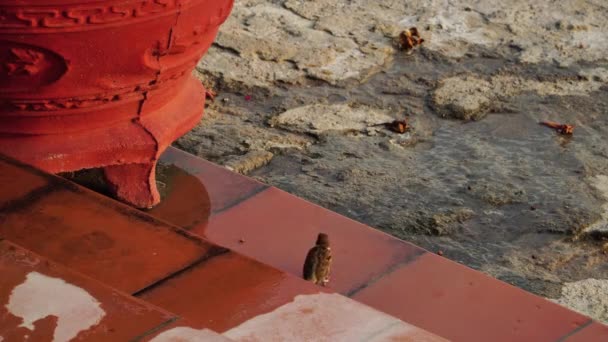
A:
[158,147,268,215]
[147,163,211,231]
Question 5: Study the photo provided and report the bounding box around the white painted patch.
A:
[367,321,450,342]
[150,327,233,342]
[6,272,106,342]
[224,293,447,341]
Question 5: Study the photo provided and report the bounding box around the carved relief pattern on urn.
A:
[0,41,67,91]
[0,0,182,31]
[2,69,189,113]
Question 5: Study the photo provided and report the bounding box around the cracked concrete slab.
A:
[270,104,394,135]
[433,70,607,120]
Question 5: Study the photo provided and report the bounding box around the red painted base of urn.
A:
[0,77,205,208]
[0,0,234,208]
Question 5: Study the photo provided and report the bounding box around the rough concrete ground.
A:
[176,0,608,321]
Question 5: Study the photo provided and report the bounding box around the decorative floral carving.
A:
[5,48,43,76]
[0,41,67,90]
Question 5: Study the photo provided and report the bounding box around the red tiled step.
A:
[203,187,425,296]
[352,252,590,341]
[132,231,444,340]
[150,148,607,342]
[140,292,447,342]
[0,168,222,294]
[0,240,175,341]
[0,154,445,341]
[136,251,330,332]
[561,322,608,341]
[0,158,49,208]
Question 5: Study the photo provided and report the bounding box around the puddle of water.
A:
[148,163,211,231]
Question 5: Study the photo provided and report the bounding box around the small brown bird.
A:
[303,233,332,286]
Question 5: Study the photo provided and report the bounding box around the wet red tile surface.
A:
[156,147,267,216]
[137,251,329,333]
[0,241,174,341]
[0,157,49,208]
[0,185,219,294]
[146,162,212,230]
[564,322,608,341]
[352,253,589,342]
[201,187,426,295]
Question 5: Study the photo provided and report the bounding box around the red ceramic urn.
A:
[0,0,233,208]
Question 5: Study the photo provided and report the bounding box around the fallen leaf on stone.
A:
[398,27,424,53]
[387,119,410,134]
[540,121,574,135]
